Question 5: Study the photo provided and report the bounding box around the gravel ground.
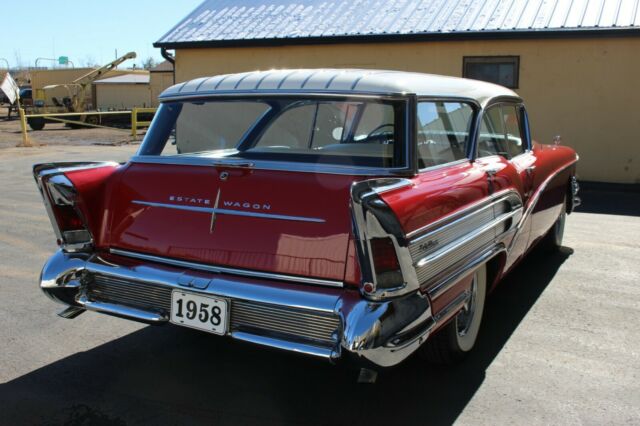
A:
[0,106,142,149]
[0,143,638,426]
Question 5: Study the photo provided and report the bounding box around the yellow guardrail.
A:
[131,107,157,139]
[18,108,31,147]
[17,108,157,147]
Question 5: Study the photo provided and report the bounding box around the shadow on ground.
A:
[576,183,640,216]
[0,247,572,426]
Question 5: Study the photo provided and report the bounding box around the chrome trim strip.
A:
[131,200,325,224]
[130,155,413,177]
[427,245,505,300]
[518,159,577,230]
[407,188,520,240]
[509,158,578,251]
[232,331,339,360]
[356,177,415,199]
[433,290,470,323]
[415,209,521,268]
[34,161,119,178]
[417,158,469,173]
[159,90,410,102]
[76,295,167,323]
[109,248,344,289]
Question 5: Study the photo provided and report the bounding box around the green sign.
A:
[58,56,69,65]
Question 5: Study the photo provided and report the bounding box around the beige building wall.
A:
[174,37,640,184]
[95,83,152,110]
[150,71,174,107]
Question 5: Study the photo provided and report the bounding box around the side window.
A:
[255,103,316,149]
[417,101,473,168]
[353,103,395,141]
[463,56,519,89]
[502,105,525,157]
[173,101,270,155]
[478,105,525,159]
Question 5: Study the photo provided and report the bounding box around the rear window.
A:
[417,101,474,168]
[138,98,406,168]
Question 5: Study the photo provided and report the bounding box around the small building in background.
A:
[94,73,151,110]
[154,0,640,184]
[150,61,174,107]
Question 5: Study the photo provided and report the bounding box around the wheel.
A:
[540,211,566,252]
[85,115,99,126]
[420,264,487,365]
[27,117,45,131]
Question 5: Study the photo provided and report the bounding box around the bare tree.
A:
[142,57,157,70]
[13,50,23,69]
[82,55,99,68]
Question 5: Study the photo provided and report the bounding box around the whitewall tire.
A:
[420,264,487,364]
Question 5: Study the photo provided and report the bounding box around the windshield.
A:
[138,97,406,168]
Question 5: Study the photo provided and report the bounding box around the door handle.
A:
[526,166,536,177]
[484,166,501,195]
[485,166,501,177]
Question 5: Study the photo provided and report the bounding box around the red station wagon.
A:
[34,69,580,380]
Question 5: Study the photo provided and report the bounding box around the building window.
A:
[463,56,520,89]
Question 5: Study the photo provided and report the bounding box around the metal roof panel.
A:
[157,0,640,47]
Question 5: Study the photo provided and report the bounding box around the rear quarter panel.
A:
[379,161,490,316]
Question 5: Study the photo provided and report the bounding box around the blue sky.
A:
[1,0,203,69]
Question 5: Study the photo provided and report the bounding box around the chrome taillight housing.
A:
[39,174,93,252]
[351,179,419,300]
[369,237,404,289]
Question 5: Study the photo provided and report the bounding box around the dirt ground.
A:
[0,105,143,149]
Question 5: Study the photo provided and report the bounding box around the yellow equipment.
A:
[27,52,137,130]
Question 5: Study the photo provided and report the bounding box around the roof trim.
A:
[154,27,640,49]
[157,69,519,106]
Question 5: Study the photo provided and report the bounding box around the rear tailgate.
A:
[105,163,357,282]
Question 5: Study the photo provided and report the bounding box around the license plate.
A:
[170,291,228,335]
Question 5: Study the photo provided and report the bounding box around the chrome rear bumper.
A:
[40,250,436,367]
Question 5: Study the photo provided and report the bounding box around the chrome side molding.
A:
[408,190,522,296]
[109,248,344,289]
[131,200,326,223]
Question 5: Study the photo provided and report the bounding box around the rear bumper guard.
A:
[40,250,436,368]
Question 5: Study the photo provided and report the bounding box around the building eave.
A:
[154,27,640,50]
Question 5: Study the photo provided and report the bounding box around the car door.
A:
[475,102,536,268]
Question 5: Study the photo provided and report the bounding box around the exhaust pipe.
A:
[58,306,85,319]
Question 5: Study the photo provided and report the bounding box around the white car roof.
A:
[160,69,520,105]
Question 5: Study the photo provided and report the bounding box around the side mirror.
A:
[553,135,562,145]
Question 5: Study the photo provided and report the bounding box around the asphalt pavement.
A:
[0,145,638,426]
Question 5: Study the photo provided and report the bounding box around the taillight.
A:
[43,175,92,250]
[370,238,400,272]
[369,237,404,291]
